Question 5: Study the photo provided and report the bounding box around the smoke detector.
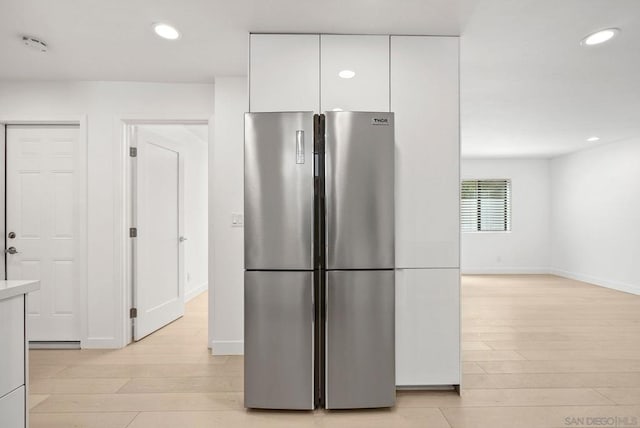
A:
[22,36,48,52]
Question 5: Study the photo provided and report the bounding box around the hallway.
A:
[29,275,640,427]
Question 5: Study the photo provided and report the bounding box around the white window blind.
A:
[461,179,511,232]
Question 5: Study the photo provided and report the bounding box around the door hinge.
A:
[129,307,138,318]
[129,147,137,157]
[129,227,137,238]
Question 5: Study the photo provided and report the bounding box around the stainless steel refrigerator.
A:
[244,111,395,410]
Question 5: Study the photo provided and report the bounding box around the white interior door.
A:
[6,124,81,341]
[133,128,185,340]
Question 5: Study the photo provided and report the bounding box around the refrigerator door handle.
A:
[296,130,305,164]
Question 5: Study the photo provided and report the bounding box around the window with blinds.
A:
[461,179,511,232]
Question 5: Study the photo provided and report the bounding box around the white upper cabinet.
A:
[320,35,389,113]
[250,34,320,112]
[391,36,460,269]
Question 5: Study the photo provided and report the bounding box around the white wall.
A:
[182,129,209,300]
[0,81,215,348]
[139,125,209,301]
[461,159,551,274]
[209,77,247,354]
[550,140,640,294]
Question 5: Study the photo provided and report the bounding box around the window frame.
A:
[461,178,512,233]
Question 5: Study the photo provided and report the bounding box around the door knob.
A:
[179,236,188,243]
[5,247,19,255]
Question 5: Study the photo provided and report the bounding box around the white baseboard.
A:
[185,282,208,302]
[461,267,550,275]
[211,340,244,355]
[550,269,640,296]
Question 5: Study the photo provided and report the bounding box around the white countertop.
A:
[0,280,40,301]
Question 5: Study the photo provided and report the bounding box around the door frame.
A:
[116,116,212,346]
[0,116,88,346]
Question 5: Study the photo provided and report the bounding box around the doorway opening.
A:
[123,122,209,343]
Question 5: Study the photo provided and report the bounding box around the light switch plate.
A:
[231,212,244,227]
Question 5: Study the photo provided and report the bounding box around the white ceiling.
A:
[0,0,474,81]
[1,0,639,158]
[461,0,640,158]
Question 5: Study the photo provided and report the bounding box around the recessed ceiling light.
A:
[586,136,600,142]
[153,23,181,40]
[338,70,355,79]
[580,28,620,46]
[22,35,48,52]
[332,108,343,111]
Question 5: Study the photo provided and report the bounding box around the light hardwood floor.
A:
[29,275,640,427]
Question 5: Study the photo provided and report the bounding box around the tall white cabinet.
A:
[391,36,460,387]
[249,34,460,388]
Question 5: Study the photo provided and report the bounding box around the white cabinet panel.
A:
[391,36,460,269]
[0,385,25,428]
[321,35,389,112]
[0,295,24,396]
[396,268,460,386]
[250,34,320,112]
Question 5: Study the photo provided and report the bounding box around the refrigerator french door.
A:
[244,111,395,410]
[244,112,315,410]
[324,111,395,409]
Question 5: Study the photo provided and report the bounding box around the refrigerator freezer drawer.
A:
[244,271,314,410]
[325,270,395,409]
[325,111,395,270]
[244,112,315,270]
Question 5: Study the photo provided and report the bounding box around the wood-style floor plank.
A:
[29,412,138,428]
